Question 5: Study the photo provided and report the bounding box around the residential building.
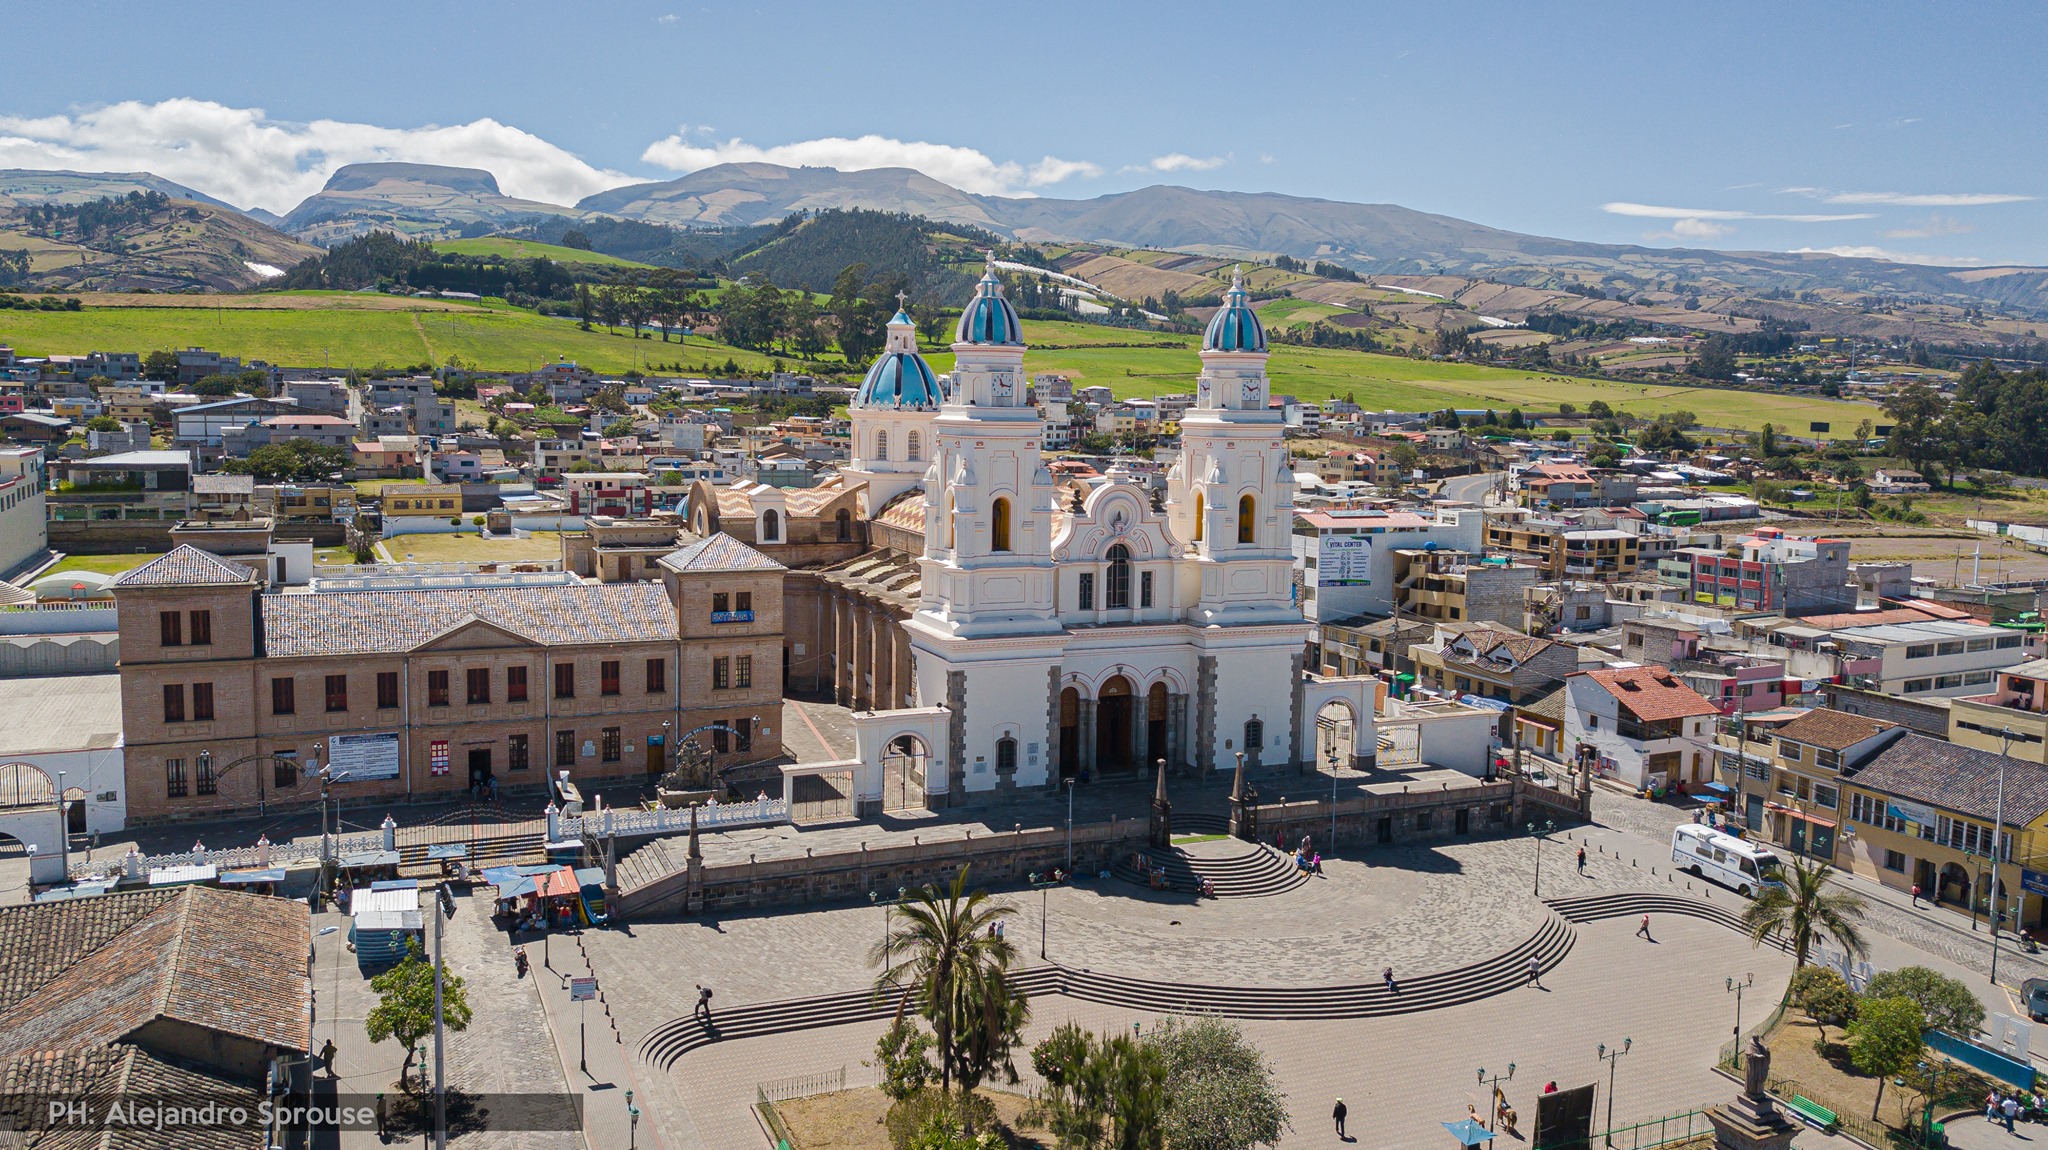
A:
[1681,527,1854,614]
[1412,622,1580,707]
[1949,657,2048,762]
[350,435,422,478]
[1835,618,2031,699]
[190,473,259,520]
[173,396,297,447]
[1317,615,1434,681]
[0,446,48,577]
[1740,708,1904,860]
[382,482,464,520]
[1564,664,1722,789]
[279,378,353,416]
[1483,512,1641,580]
[1870,468,1931,494]
[50,449,193,524]
[563,471,653,518]
[260,413,357,449]
[0,411,71,443]
[1390,548,1541,628]
[1292,507,1486,625]
[112,540,786,821]
[1840,735,2048,931]
[561,517,690,582]
[1517,461,1638,510]
[172,346,244,386]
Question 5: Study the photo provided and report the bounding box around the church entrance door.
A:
[1059,688,1080,780]
[1146,683,1169,769]
[1096,675,1135,773]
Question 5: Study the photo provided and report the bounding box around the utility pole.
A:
[1992,727,2016,983]
[433,895,446,1150]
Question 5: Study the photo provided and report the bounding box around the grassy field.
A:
[430,238,658,268]
[44,552,164,578]
[379,531,563,563]
[0,293,790,375]
[925,319,1881,437]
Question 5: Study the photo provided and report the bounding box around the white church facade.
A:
[787,261,1373,812]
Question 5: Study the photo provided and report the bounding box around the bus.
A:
[1671,825,1783,897]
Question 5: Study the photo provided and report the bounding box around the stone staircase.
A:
[1109,838,1307,898]
[640,914,1577,1071]
[1545,891,1792,952]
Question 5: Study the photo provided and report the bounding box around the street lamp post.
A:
[1329,750,1340,847]
[1725,973,1754,1040]
[1596,1038,1632,1148]
[1529,820,1555,897]
[1477,1064,1516,1131]
[626,1088,639,1150]
[1992,727,2017,983]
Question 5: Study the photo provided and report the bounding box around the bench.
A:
[1788,1096,1837,1132]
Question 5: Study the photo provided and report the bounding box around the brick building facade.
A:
[111,540,785,823]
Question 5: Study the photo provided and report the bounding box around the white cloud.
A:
[639,132,1098,195]
[1258,153,1276,165]
[1781,186,2032,207]
[1792,244,1982,267]
[657,12,677,22]
[1601,201,1874,223]
[1145,153,1227,172]
[1881,214,1974,240]
[0,98,636,213]
[1646,216,1728,239]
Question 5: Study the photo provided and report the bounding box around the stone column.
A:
[850,599,868,711]
[1195,656,1218,774]
[1079,698,1098,776]
[945,670,968,807]
[1289,651,1308,774]
[1132,695,1149,767]
[873,610,892,711]
[833,590,852,708]
[1045,667,1063,791]
[1169,693,1188,776]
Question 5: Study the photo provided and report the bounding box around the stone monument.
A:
[1704,1037,1796,1150]
[1148,759,1172,849]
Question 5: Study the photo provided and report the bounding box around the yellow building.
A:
[1840,732,2048,932]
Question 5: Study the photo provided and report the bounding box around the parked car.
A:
[2022,977,2048,1022]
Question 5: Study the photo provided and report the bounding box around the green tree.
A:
[1859,967,1984,1035]
[872,865,1026,1099]
[1847,996,1926,1118]
[223,440,349,482]
[186,372,243,397]
[1150,1017,1289,1150]
[1787,967,1858,1039]
[1693,337,1738,380]
[364,939,473,1089]
[1740,854,1867,966]
[1586,400,1613,420]
[142,349,177,382]
[870,1011,936,1101]
[1031,1023,1167,1150]
[83,415,122,433]
[1759,423,1777,457]
[1882,382,1949,479]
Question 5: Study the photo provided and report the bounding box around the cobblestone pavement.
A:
[314,895,579,1150]
[658,914,1792,1150]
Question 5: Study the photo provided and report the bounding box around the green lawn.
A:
[380,531,564,563]
[430,238,659,268]
[0,298,792,375]
[44,551,164,577]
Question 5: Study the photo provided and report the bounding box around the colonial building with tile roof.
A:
[0,886,310,1149]
[1563,665,1724,790]
[111,540,784,823]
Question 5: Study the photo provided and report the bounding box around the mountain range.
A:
[3,160,2046,315]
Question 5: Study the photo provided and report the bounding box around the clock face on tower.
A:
[991,372,1013,398]
[1240,378,1262,406]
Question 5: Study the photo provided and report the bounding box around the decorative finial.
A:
[1231,264,1244,292]
[896,289,909,311]
[985,249,997,278]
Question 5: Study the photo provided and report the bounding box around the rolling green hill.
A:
[430,237,658,269]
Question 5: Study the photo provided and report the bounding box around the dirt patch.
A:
[775,1088,1049,1150]
[1761,1013,1987,1136]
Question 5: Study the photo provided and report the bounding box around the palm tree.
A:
[871,864,1026,1094]
[1741,854,1867,966]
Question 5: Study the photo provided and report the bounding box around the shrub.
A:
[884,1088,996,1150]
[471,515,485,527]
[1790,967,1859,1035]
[449,516,462,526]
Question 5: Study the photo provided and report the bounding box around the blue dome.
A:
[855,350,943,409]
[955,258,1022,346]
[1202,266,1266,353]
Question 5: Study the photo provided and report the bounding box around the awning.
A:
[219,868,287,885]
[1700,781,1734,795]
[1764,802,1835,827]
[340,850,400,868]
[536,867,581,899]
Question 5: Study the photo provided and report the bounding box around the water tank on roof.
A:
[1423,541,1439,551]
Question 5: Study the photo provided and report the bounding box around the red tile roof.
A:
[1578,666,1721,722]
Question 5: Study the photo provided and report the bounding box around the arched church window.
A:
[1244,718,1264,753]
[945,492,957,549]
[1193,491,1205,543]
[761,508,781,543]
[835,508,852,542]
[874,429,889,461]
[1237,494,1256,545]
[906,430,922,462]
[1105,544,1132,609]
[991,497,1012,553]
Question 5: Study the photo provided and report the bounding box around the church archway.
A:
[1097,675,1136,773]
[1146,682,1169,768]
[882,734,929,813]
[1315,699,1359,770]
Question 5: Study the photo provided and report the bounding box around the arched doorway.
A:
[1315,700,1359,769]
[1097,676,1135,773]
[1146,683,1169,768]
[1939,862,1972,908]
[882,735,929,812]
[1058,688,1080,779]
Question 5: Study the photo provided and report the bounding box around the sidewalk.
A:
[528,924,668,1150]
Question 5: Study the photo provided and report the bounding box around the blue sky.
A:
[3,0,2041,265]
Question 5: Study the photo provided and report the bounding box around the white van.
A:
[1672,824,1783,897]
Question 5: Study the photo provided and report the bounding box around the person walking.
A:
[1911,883,1921,908]
[1636,914,1653,940]
[694,984,714,1022]
[1383,966,1398,993]
[1334,1097,1348,1138]
[1528,956,1543,988]
[2004,1094,2020,1133]
[319,1037,338,1078]
[1577,847,1587,874]
[374,1093,388,1140]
